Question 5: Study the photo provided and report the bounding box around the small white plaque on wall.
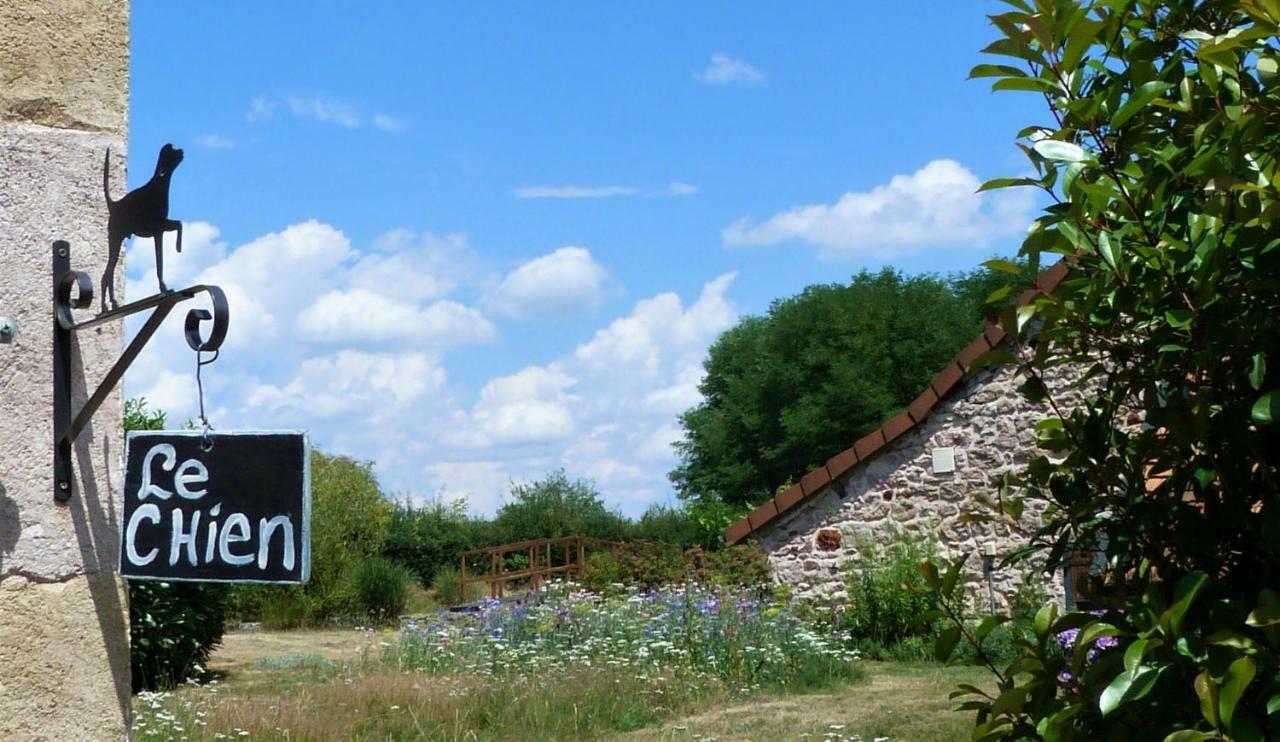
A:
[932,447,956,474]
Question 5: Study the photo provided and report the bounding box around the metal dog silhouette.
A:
[101,144,184,310]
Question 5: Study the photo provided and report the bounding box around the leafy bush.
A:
[129,581,229,691]
[689,545,772,587]
[352,557,408,624]
[493,469,628,543]
[225,583,309,630]
[430,564,464,605]
[578,542,769,592]
[838,533,954,653]
[305,452,395,619]
[383,496,480,584]
[430,564,490,606]
[934,4,1280,738]
[579,542,684,591]
[625,503,702,547]
[257,587,309,631]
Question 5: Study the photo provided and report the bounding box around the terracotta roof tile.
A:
[775,483,805,514]
[957,335,993,371]
[725,518,751,544]
[1037,261,1070,292]
[882,412,913,445]
[825,448,859,480]
[1015,288,1039,306]
[907,387,939,424]
[931,362,965,398]
[747,500,779,530]
[853,429,886,460]
[800,467,831,497]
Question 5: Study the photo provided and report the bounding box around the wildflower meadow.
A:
[131,581,863,740]
[391,582,861,691]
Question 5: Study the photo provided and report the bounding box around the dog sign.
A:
[119,431,310,583]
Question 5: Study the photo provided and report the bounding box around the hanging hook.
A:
[195,347,219,452]
[184,285,229,352]
[186,286,228,453]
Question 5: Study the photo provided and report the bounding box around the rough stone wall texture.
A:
[756,357,1066,613]
[0,1,130,132]
[0,1,131,738]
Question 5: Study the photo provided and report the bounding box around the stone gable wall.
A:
[755,358,1066,611]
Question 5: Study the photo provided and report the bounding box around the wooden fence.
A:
[458,536,622,599]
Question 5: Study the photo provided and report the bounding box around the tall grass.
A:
[136,668,722,740]
[429,564,488,606]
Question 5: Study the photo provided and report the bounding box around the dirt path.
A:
[209,628,393,676]
[618,663,992,741]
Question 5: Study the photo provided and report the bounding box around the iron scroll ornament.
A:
[52,240,230,502]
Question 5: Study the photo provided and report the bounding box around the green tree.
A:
[123,398,229,691]
[930,2,1280,739]
[301,451,395,618]
[671,267,1026,510]
[383,495,481,583]
[626,503,703,548]
[493,469,627,543]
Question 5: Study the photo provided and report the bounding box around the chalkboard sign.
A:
[119,431,310,583]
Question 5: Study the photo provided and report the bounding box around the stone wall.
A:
[756,355,1066,612]
[0,1,131,738]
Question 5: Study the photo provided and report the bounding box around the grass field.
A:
[132,628,990,740]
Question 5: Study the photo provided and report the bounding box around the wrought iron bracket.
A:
[53,240,229,503]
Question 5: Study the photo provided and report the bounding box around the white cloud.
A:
[247,96,277,122]
[642,363,706,415]
[287,95,362,128]
[196,133,235,149]
[575,273,736,381]
[248,95,406,131]
[433,275,738,513]
[421,461,516,515]
[562,429,644,483]
[194,221,356,346]
[296,290,496,348]
[513,185,639,199]
[486,247,610,319]
[371,113,408,132]
[248,351,446,420]
[134,369,198,420]
[470,364,579,445]
[663,182,698,196]
[635,423,683,461]
[124,220,484,423]
[356,229,485,301]
[723,159,1038,260]
[694,53,765,85]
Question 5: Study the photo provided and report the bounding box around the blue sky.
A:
[123,2,1045,516]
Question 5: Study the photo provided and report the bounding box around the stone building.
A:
[0,1,132,737]
[725,262,1074,612]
